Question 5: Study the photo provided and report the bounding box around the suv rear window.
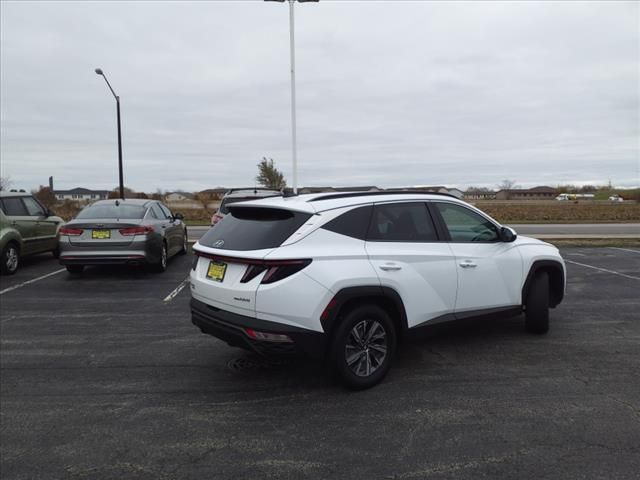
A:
[200,207,311,251]
[76,204,147,219]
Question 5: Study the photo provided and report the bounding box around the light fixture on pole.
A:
[95,68,125,200]
[265,0,318,195]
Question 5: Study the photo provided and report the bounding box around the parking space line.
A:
[609,247,640,254]
[565,259,640,281]
[0,268,66,296]
[163,276,190,302]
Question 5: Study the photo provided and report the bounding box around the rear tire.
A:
[1,242,20,275]
[154,242,168,272]
[66,265,84,274]
[52,245,60,259]
[525,271,550,334]
[330,305,396,390]
[179,230,188,255]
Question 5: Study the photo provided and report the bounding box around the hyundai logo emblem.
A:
[213,240,225,248]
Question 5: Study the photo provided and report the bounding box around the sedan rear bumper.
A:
[59,253,148,266]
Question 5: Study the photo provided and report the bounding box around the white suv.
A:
[191,192,566,389]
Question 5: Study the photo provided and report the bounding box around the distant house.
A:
[165,192,195,202]
[54,187,109,202]
[464,189,497,200]
[495,186,557,200]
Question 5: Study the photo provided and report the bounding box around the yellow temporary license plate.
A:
[206,260,227,283]
[92,229,111,240]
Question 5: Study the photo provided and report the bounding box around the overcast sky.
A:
[1,0,638,193]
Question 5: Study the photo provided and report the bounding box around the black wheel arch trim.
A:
[320,285,408,337]
[522,260,565,308]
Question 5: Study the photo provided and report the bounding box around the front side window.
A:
[367,202,438,242]
[435,203,499,242]
[22,197,45,216]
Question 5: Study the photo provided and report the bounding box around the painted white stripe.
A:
[163,276,190,302]
[0,268,66,295]
[565,260,640,281]
[609,247,640,254]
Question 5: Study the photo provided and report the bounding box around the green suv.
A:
[0,191,64,275]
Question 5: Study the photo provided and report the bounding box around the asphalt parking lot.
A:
[1,248,639,479]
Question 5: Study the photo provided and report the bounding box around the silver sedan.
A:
[58,199,188,274]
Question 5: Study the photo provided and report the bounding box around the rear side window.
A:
[367,202,438,242]
[76,204,146,219]
[322,206,372,240]
[0,198,28,216]
[200,207,311,251]
[435,202,499,242]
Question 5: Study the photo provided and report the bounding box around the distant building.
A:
[165,192,195,202]
[54,187,109,202]
[464,189,497,200]
[495,186,557,200]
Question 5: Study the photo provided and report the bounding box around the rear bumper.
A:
[59,253,148,266]
[190,298,327,359]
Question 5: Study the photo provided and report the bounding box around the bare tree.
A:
[33,186,57,208]
[256,157,286,190]
[497,179,517,191]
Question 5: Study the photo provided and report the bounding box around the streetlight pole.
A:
[94,68,124,199]
[266,0,318,195]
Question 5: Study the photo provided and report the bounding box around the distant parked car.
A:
[58,199,188,274]
[211,188,281,226]
[0,191,64,275]
[608,195,624,203]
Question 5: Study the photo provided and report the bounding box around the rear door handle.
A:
[379,264,402,272]
[459,261,477,269]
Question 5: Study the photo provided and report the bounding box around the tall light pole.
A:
[265,0,318,195]
[94,68,124,199]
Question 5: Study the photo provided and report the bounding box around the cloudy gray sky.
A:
[1,0,638,193]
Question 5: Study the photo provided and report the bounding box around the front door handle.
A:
[459,261,477,269]
[379,264,402,272]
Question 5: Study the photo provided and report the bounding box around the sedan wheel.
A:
[179,230,188,255]
[154,243,168,273]
[1,244,19,275]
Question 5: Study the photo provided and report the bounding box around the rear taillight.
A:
[193,250,311,284]
[260,260,312,284]
[119,226,154,236]
[59,227,83,236]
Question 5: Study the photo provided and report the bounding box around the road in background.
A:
[188,223,640,242]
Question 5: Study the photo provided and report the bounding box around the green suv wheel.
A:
[0,242,20,275]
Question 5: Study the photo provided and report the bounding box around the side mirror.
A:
[45,208,54,217]
[174,212,184,221]
[500,226,517,242]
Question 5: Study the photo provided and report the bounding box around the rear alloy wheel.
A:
[154,242,168,272]
[331,305,396,390]
[1,243,20,275]
[525,271,550,334]
[66,265,84,274]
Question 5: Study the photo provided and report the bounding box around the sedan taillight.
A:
[119,226,154,236]
[59,227,83,236]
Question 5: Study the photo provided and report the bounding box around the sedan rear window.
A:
[200,207,311,251]
[76,204,147,219]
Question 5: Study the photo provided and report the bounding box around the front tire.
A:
[1,242,20,275]
[330,305,396,390]
[525,271,550,334]
[179,230,188,255]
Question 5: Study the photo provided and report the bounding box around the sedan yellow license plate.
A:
[92,229,111,240]
[206,260,227,283]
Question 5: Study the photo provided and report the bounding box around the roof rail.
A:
[307,190,461,202]
[226,187,282,195]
